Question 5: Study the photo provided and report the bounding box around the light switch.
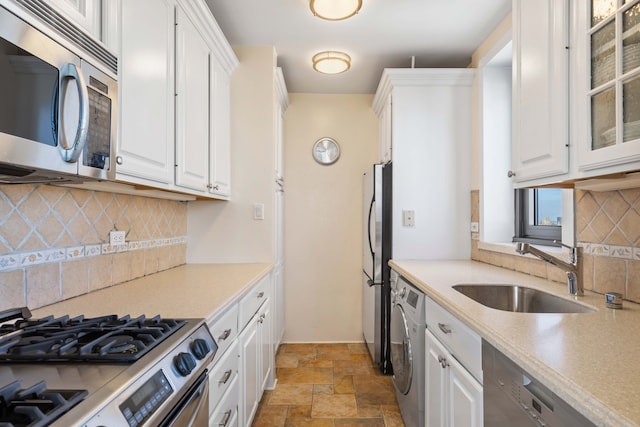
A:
[470,222,479,232]
[254,203,265,220]
[402,210,415,227]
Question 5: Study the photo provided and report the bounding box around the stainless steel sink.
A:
[452,284,595,313]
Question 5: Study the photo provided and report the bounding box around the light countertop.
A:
[32,263,273,325]
[390,259,640,427]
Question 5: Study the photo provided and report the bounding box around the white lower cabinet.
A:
[238,273,274,427]
[239,298,271,427]
[239,312,259,426]
[425,295,483,427]
[426,329,483,427]
[209,340,239,412]
[209,374,239,427]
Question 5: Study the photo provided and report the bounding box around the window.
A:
[514,188,562,245]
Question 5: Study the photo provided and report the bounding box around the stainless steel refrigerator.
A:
[362,162,392,374]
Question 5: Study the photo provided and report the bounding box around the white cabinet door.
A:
[574,0,640,175]
[425,329,448,427]
[511,0,569,184]
[274,263,284,349]
[118,0,175,184]
[378,94,392,163]
[425,329,483,427]
[47,0,101,40]
[209,57,231,197]
[175,6,210,192]
[449,355,483,427]
[239,316,259,427]
[258,299,273,392]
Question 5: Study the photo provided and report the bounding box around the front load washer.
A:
[390,270,425,427]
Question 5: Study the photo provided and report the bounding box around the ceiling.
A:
[205,0,512,94]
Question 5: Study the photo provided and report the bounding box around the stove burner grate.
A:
[0,314,186,363]
[0,380,87,427]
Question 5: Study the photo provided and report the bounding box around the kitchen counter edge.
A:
[32,263,274,327]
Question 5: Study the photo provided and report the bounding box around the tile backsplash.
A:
[471,188,640,303]
[0,184,187,311]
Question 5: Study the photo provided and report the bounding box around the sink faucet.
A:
[515,241,584,296]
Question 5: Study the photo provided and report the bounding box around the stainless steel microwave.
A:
[0,3,117,183]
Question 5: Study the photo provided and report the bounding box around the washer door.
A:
[390,303,412,394]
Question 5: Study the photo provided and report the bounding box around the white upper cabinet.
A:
[573,0,640,176]
[116,0,237,198]
[47,0,102,40]
[117,0,175,185]
[209,57,232,198]
[377,94,392,164]
[511,0,570,185]
[175,5,210,192]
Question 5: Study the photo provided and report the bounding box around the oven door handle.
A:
[159,370,209,427]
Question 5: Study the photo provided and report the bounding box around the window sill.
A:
[478,240,568,257]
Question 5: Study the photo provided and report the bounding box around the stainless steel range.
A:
[0,307,217,426]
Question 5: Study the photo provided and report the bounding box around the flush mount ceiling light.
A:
[310,0,362,21]
[312,51,351,74]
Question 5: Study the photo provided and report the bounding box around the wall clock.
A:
[312,137,340,165]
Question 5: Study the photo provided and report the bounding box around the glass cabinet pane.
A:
[592,87,616,149]
[623,2,640,74]
[591,21,616,88]
[592,0,617,26]
[623,75,640,142]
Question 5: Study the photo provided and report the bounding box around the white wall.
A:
[283,93,377,343]
[187,46,277,263]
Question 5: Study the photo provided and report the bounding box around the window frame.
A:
[513,188,562,246]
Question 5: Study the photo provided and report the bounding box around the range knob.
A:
[191,338,211,360]
[174,352,196,376]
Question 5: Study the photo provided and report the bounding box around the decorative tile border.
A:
[580,242,638,260]
[0,236,188,272]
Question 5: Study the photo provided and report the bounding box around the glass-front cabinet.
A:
[576,0,640,173]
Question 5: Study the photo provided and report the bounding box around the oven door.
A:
[159,371,209,427]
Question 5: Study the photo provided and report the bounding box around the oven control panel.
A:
[79,323,217,427]
[119,370,173,427]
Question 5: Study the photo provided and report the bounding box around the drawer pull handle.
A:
[219,409,232,426]
[257,291,265,298]
[219,369,232,385]
[438,323,452,334]
[218,329,232,341]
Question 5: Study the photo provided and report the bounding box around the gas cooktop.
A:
[0,307,215,427]
[0,312,186,363]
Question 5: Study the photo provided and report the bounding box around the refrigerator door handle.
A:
[367,278,382,287]
[367,196,375,258]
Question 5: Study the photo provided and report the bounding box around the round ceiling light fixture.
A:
[312,51,351,74]
[309,0,362,21]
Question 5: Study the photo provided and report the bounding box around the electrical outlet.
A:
[110,230,126,245]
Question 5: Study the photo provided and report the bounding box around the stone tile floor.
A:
[251,343,406,427]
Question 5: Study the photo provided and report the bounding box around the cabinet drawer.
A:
[208,304,239,357]
[425,296,482,383]
[209,374,239,427]
[239,275,271,331]
[209,339,239,413]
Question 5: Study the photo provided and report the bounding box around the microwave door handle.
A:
[58,63,89,162]
[50,79,59,145]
